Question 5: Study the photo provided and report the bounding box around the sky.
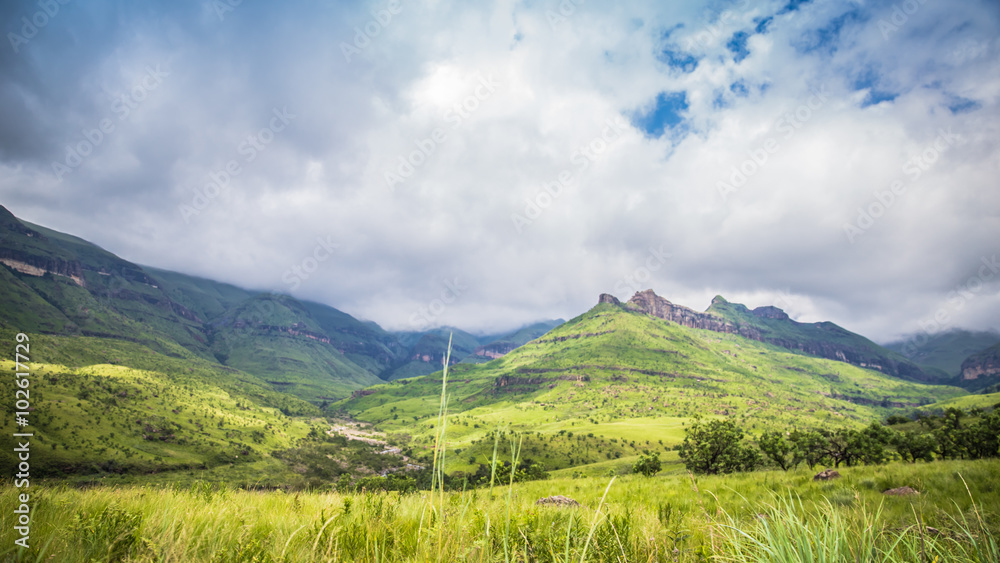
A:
[1,0,998,344]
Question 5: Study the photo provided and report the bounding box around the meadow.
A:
[2,458,998,562]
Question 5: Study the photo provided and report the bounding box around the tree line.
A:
[674,405,1000,475]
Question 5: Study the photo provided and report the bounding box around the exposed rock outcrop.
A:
[598,293,621,306]
[623,290,759,339]
[752,305,789,320]
[960,343,1000,382]
[0,248,86,286]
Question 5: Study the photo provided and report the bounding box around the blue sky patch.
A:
[947,96,981,114]
[727,31,751,63]
[658,48,699,73]
[755,16,773,34]
[777,0,812,16]
[852,67,898,107]
[730,81,749,97]
[632,91,688,138]
[795,8,865,55]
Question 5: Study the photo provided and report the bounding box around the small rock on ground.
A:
[882,486,919,496]
[813,469,840,481]
[535,495,581,507]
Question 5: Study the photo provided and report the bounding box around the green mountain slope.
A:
[338,297,966,473]
[615,290,939,382]
[208,294,384,403]
[885,329,1000,377]
[463,319,564,364]
[0,330,318,478]
[0,205,410,402]
[382,328,486,381]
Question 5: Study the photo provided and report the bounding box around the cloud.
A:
[1,0,998,343]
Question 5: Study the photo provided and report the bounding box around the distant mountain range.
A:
[338,292,969,474]
[0,204,560,403]
[885,330,1000,392]
[1,203,989,480]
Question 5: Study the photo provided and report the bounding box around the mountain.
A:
[382,321,564,380]
[609,290,938,383]
[464,319,564,363]
[959,342,1000,392]
[0,205,400,402]
[0,205,556,403]
[337,292,965,473]
[884,329,1000,379]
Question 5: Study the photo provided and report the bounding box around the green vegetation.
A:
[679,417,761,474]
[885,329,1000,378]
[339,303,966,475]
[3,459,998,561]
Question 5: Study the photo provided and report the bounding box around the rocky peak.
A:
[597,293,621,306]
[623,289,755,337]
[752,305,789,320]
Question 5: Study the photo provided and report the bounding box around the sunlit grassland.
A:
[338,307,967,474]
[928,392,1000,411]
[2,459,998,562]
[0,333,319,477]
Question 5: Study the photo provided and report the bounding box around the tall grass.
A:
[2,461,1000,561]
[2,339,998,563]
[713,484,999,563]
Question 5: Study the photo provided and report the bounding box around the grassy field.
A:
[2,459,998,562]
[338,305,967,474]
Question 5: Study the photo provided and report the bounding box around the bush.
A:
[632,453,662,477]
[679,417,761,475]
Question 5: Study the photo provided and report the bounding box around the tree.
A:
[933,408,968,460]
[759,431,797,471]
[679,417,761,475]
[633,452,662,477]
[963,410,1000,459]
[789,429,830,469]
[892,431,936,463]
[851,422,895,465]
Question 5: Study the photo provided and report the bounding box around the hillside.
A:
[885,329,1000,378]
[0,205,413,402]
[463,319,564,364]
[617,291,940,383]
[0,330,318,478]
[338,295,966,473]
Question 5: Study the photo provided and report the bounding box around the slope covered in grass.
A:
[0,331,319,478]
[338,303,966,473]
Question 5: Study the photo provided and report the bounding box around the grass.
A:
[337,305,967,474]
[2,459,998,562]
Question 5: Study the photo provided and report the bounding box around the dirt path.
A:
[327,419,403,455]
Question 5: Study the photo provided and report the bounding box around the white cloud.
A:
[1,0,998,342]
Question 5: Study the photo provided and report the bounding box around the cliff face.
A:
[474,342,517,359]
[0,248,86,286]
[623,290,760,340]
[961,343,1000,384]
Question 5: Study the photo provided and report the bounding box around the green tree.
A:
[633,452,662,477]
[892,431,936,463]
[851,422,895,465]
[679,417,761,475]
[934,407,968,460]
[758,431,797,471]
[964,410,1000,459]
[788,429,829,469]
